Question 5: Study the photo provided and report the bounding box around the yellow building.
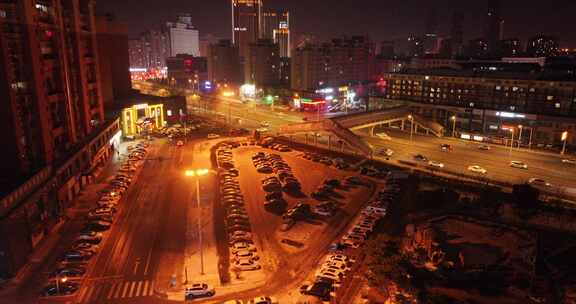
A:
[121,103,165,137]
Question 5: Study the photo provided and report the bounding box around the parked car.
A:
[41,281,79,296]
[184,283,215,298]
[232,258,261,271]
[248,296,278,304]
[49,266,86,278]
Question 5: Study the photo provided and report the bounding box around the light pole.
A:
[56,276,67,295]
[508,128,515,156]
[451,115,457,138]
[561,131,569,155]
[184,169,210,275]
[408,114,414,142]
[517,125,523,150]
[528,126,534,150]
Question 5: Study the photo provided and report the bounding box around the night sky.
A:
[96,0,576,48]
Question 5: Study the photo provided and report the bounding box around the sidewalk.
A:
[0,138,138,299]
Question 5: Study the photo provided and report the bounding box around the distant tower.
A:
[232,0,262,59]
[484,0,504,54]
[423,7,439,54]
[450,10,464,56]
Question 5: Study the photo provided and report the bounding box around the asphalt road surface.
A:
[193,94,576,192]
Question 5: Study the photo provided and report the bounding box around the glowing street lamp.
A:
[408,114,414,142]
[561,131,569,155]
[451,115,457,137]
[184,169,210,275]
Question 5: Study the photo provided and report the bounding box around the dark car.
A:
[265,191,283,201]
[324,179,341,188]
[414,154,428,162]
[84,221,111,232]
[41,281,79,296]
[49,266,86,278]
[61,250,95,262]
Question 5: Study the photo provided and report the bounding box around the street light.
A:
[508,128,515,155]
[561,131,569,155]
[408,114,414,142]
[184,169,210,275]
[56,276,67,295]
[517,125,523,150]
[451,115,457,137]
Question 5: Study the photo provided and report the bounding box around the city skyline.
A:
[98,0,576,48]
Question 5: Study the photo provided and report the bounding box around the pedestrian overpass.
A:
[279,107,445,156]
[332,106,445,138]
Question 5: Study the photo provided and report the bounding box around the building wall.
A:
[0,0,118,279]
[245,39,280,87]
[208,40,242,84]
[232,0,261,59]
[96,14,132,106]
[291,36,375,91]
[168,24,199,57]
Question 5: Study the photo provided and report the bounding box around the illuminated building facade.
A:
[291,36,375,91]
[527,35,559,57]
[374,70,576,145]
[231,0,262,59]
[0,0,121,278]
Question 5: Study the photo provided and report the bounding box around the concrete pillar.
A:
[401,119,405,131]
[369,126,376,137]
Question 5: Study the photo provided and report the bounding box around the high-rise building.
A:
[484,0,504,53]
[407,36,425,57]
[208,39,242,84]
[379,40,395,58]
[96,14,132,106]
[527,35,559,57]
[499,38,522,57]
[199,34,221,57]
[261,10,290,58]
[0,0,120,278]
[165,14,200,57]
[129,38,146,68]
[273,12,290,58]
[423,7,439,54]
[232,0,262,59]
[450,10,464,56]
[467,38,489,58]
[291,36,375,91]
[167,55,207,87]
[245,39,280,87]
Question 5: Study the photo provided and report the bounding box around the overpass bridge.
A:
[332,106,445,138]
[279,107,445,156]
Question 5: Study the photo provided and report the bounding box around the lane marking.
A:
[128,281,136,297]
[121,281,130,298]
[113,280,123,298]
[144,248,153,275]
[106,282,118,299]
[147,280,154,296]
[142,280,149,297]
[135,281,143,297]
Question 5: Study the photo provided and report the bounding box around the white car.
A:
[184,283,215,298]
[249,296,278,304]
[260,121,271,128]
[510,161,528,169]
[478,144,491,150]
[562,159,576,165]
[232,258,261,271]
[375,133,391,140]
[428,161,445,168]
[467,165,487,174]
[377,148,394,157]
[207,133,220,139]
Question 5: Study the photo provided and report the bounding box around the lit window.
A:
[469,102,474,107]
[495,86,501,90]
[512,87,518,92]
[547,95,554,101]
[0,10,6,18]
[555,103,561,108]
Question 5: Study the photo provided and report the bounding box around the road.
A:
[363,129,576,190]
[191,94,576,192]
